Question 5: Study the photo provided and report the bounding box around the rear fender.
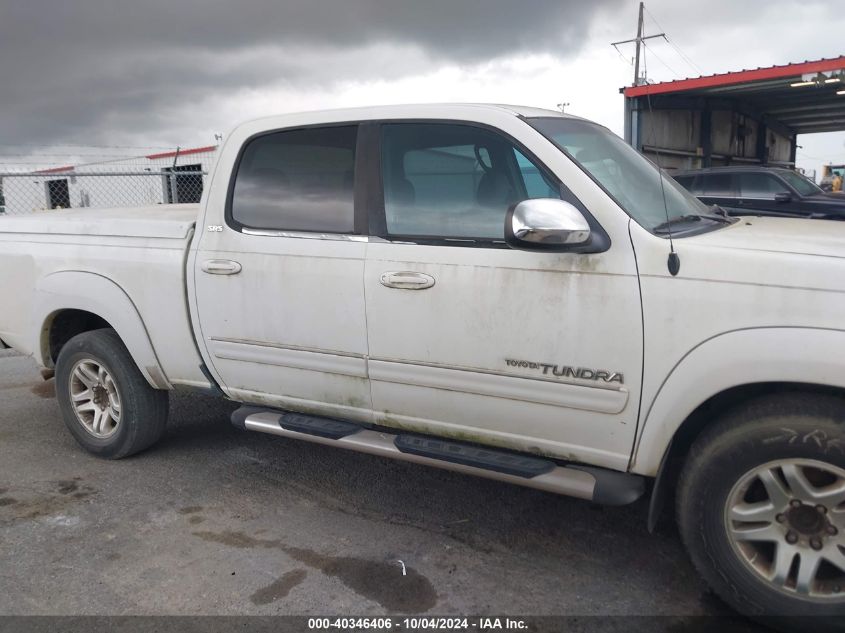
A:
[33,271,171,390]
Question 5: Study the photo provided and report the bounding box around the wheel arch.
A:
[634,326,845,531]
[646,381,845,531]
[34,271,171,390]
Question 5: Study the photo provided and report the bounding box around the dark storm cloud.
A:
[0,0,622,146]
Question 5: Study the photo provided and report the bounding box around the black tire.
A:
[677,392,845,630]
[55,328,169,459]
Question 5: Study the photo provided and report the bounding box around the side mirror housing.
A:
[774,192,792,203]
[505,198,592,251]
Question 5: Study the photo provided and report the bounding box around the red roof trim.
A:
[145,145,217,160]
[623,56,845,98]
[35,165,75,174]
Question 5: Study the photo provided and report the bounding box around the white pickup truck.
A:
[0,104,843,623]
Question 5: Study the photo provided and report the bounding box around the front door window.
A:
[380,123,559,242]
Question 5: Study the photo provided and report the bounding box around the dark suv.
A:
[673,166,845,220]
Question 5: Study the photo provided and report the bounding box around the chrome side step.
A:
[231,406,644,505]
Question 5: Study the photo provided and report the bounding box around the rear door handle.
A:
[379,271,435,290]
[201,259,242,275]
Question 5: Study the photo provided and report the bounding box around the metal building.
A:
[622,56,845,171]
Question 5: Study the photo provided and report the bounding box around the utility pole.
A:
[634,3,644,87]
[610,2,664,86]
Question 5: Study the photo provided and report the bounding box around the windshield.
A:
[779,170,823,197]
[528,117,713,233]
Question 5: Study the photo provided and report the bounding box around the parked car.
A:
[0,105,843,626]
[673,165,845,220]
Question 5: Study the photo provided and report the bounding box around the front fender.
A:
[33,271,171,390]
[631,327,845,476]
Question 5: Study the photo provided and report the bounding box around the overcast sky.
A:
[1,0,844,179]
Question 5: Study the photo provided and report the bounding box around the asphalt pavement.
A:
[0,348,763,627]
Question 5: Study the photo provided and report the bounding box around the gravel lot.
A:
[0,348,765,627]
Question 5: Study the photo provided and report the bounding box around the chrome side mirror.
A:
[505,198,591,250]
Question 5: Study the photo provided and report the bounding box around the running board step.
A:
[280,412,361,439]
[231,406,644,505]
[394,434,555,478]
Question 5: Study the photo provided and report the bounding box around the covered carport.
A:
[622,56,845,171]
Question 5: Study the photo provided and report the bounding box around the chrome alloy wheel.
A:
[725,459,845,600]
[68,359,122,438]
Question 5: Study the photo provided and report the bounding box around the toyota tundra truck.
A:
[0,104,843,624]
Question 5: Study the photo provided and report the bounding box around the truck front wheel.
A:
[677,393,845,625]
[55,328,169,459]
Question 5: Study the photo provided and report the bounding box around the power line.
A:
[612,43,634,66]
[643,5,703,76]
[664,34,703,76]
[642,41,683,79]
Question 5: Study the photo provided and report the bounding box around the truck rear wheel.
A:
[677,393,845,626]
[55,328,168,459]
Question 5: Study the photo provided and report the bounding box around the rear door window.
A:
[737,173,785,199]
[230,125,357,232]
[700,173,734,197]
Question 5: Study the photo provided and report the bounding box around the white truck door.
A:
[364,122,642,470]
[193,124,372,423]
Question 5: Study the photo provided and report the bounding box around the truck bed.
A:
[0,205,207,388]
[0,205,198,239]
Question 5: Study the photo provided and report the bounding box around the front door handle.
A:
[201,259,242,275]
[379,271,435,290]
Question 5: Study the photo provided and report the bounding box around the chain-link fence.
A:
[0,146,217,215]
[0,169,208,214]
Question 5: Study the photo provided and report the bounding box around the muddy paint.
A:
[376,412,568,461]
[178,506,204,514]
[376,412,512,450]
[193,530,437,613]
[234,386,372,424]
[249,568,307,605]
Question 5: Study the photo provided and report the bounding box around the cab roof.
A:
[241,103,582,128]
